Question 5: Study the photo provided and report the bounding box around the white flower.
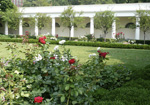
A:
[54,45,59,51]
[131,41,134,43]
[59,40,66,44]
[61,56,68,62]
[14,70,20,74]
[89,53,97,58]
[97,47,101,51]
[54,54,59,59]
[35,54,42,61]
[50,37,57,41]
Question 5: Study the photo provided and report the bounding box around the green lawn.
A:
[0,42,150,70]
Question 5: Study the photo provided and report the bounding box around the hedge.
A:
[136,40,150,45]
[0,38,150,50]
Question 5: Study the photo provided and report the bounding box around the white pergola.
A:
[4,3,150,40]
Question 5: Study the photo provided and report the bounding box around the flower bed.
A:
[0,37,131,104]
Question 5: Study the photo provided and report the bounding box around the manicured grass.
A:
[0,42,150,70]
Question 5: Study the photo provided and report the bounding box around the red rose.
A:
[56,34,58,38]
[50,57,55,59]
[39,36,46,44]
[69,59,75,64]
[40,40,46,44]
[34,96,43,103]
[99,52,109,58]
[97,50,101,53]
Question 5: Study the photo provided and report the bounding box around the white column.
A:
[52,17,55,36]
[135,16,140,40]
[5,21,8,35]
[35,18,38,36]
[90,17,94,35]
[19,18,23,35]
[71,25,74,37]
[112,20,116,39]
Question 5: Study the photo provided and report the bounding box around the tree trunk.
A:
[69,27,71,40]
[144,31,146,44]
[104,31,107,42]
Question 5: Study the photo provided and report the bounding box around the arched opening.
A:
[23,22,30,27]
[86,22,90,28]
[125,22,135,28]
[0,23,3,27]
[56,23,60,27]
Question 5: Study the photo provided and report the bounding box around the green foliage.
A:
[131,64,150,80]
[99,87,150,105]
[36,13,51,31]
[0,38,150,49]
[0,41,96,104]
[94,11,116,40]
[0,38,132,104]
[99,65,131,90]
[22,0,150,7]
[85,34,93,41]
[0,0,15,12]
[95,100,125,105]
[136,10,150,44]
[136,40,150,45]
[25,13,51,35]
[123,78,150,90]
[60,6,84,40]
[0,8,22,30]
[23,0,51,7]
[115,32,125,42]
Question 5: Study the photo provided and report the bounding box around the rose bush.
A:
[115,32,125,42]
[0,38,131,105]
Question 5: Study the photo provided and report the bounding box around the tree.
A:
[23,0,51,7]
[36,13,51,34]
[0,7,22,31]
[136,10,150,44]
[94,11,116,41]
[60,6,84,40]
[26,13,51,35]
[0,0,15,12]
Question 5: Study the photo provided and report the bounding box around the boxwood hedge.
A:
[0,38,150,50]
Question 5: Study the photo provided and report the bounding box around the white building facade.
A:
[0,3,150,40]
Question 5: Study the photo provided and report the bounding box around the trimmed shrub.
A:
[0,38,150,50]
[131,64,150,80]
[99,65,131,90]
[136,40,150,45]
[123,78,150,89]
[95,101,125,105]
[99,87,150,105]
[57,36,78,40]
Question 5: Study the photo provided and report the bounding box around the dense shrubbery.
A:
[92,64,150,105]
[0,37,131,104]
[136,40,150,45]
[97,87,150,105]
[0,38,150,49]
